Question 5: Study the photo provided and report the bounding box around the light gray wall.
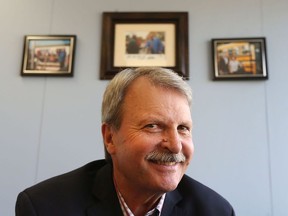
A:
[1,0,287,215]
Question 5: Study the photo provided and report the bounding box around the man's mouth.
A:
[151,160,178,166]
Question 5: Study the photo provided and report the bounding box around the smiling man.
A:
[16,67,235,216]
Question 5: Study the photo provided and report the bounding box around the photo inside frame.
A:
[114,23,176,67]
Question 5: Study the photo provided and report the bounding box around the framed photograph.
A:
[21,35,76,76]
[212,37,268,80]
[100,12,189,79]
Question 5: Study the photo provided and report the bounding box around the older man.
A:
[16,67,235,216]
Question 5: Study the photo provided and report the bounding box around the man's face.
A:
[106,77,194,194]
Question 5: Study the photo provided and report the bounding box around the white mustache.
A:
[145,151,186,163]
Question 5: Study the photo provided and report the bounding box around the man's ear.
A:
[101,123,116,155]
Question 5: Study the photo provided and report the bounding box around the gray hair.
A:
[101,67,192,160]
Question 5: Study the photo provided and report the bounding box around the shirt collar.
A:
[114,179,166,216]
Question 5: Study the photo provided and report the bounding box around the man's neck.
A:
[113,176,164,216]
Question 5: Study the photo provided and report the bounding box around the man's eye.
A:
[145,124,157,129]
[144,124,163,132]
[178,125,190,133]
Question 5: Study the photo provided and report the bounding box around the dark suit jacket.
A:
[16,160,235,216]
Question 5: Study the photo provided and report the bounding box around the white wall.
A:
[1,0,287,215]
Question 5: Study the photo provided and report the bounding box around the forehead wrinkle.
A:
[122,77,191,124]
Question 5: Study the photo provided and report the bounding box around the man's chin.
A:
[154,178,180,192]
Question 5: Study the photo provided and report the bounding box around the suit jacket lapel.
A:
[86,163,123,216]
[162,189,185,216]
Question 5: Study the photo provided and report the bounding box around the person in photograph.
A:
[57,48,67,71]
[218,50,229,74]
[126,34,140,54]
[145,32,164,54]
[16,67,235,216]
[228,54,244,74]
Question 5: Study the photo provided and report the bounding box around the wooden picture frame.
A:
[21,35,76,77]
[212,37,268,80]
[100,12,189,79]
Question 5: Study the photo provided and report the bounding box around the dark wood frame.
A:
[21,35,76,77]
[212,37,268,80]
[100,12,189,79]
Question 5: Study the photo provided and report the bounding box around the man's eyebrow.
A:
[136,115,164,125]
[138,117,160,124]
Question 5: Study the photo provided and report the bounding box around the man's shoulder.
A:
[178,175,225,198]
[174,175,235,215]
[16,160,110,215]
[22,160,108,199]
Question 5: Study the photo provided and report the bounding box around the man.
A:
[16,67,235,216]
[218,50,229,75]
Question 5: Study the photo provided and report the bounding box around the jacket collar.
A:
[162,188,184,215]
[86,162,123,216]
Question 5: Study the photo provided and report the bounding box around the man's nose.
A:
[161,129,182,153]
